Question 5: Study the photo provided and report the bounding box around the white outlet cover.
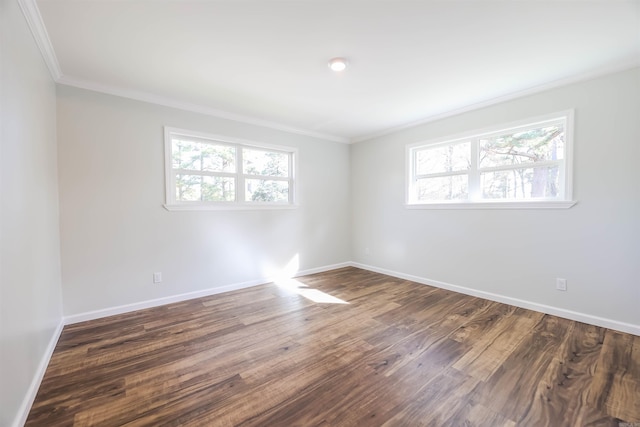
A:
[556,278,567,291]
[153,272,162,283]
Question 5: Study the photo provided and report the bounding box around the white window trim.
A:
[405,110,577,210]
[164,127,298,211]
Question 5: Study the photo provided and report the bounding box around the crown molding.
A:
[18,0,62,80]
[351,59,640,143]
[56,76,350,143]
[19,0,638,146]
[18,0,348,144]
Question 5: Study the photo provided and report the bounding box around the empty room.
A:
[2,0,639,426]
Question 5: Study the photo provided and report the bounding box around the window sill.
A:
[405,200,577,210]
[164,203,299,211]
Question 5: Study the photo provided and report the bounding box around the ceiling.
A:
[34,0,640,143]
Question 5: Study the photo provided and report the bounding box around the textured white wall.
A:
[351,68,640,329]
[57,85,351,317]
[0,0,63,425]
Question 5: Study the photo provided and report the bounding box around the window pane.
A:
[243,148,289,177]
[416,175,468,201]
[245,179,289,202]
[175,174,235,202]
[172,139,236,173]
[481,166,560,199]
[479,125,564,169]
[415,142,470,175]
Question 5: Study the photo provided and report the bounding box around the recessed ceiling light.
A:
[328,57,348,72]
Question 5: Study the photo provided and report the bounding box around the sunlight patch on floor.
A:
[275,278,349,305]
[273,255,348,304]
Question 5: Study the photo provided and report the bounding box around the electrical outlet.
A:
[153,272,162,283]
[364,247,370,255]
[556,278,567,291]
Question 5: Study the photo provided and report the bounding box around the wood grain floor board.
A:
[380,367,481,426]
[453,307,545,382]
[588,332,640,422]
[470,314,572,422]
[444,400,518,427]
[26,267,639,426]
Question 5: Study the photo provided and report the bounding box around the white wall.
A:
[3,3,637,422]
[351,68,640,331]
[0,0,63,425]
[57,85,351,317]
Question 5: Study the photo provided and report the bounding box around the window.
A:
[407,111,576,209]
[164,128,296,210]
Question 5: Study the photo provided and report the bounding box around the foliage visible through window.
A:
[243,148,290,202]
[407,112,573,206]
[165,128,295,208]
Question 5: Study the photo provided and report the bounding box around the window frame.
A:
[406,110,577,209]
[164,127,298,211]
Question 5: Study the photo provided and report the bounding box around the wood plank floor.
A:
[27,267,640,426]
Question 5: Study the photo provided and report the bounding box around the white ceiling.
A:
[34,0,640,142]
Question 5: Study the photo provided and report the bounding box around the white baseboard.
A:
[11,261,638,427]
[350,262,640,337]
[293,262,352,277]
[64,262,352,325]
[65,260,640,336]
[12,319,64,427]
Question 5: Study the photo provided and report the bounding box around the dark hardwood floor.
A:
[26,267,640,426]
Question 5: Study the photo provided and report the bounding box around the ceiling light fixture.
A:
[328,57,348,72]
